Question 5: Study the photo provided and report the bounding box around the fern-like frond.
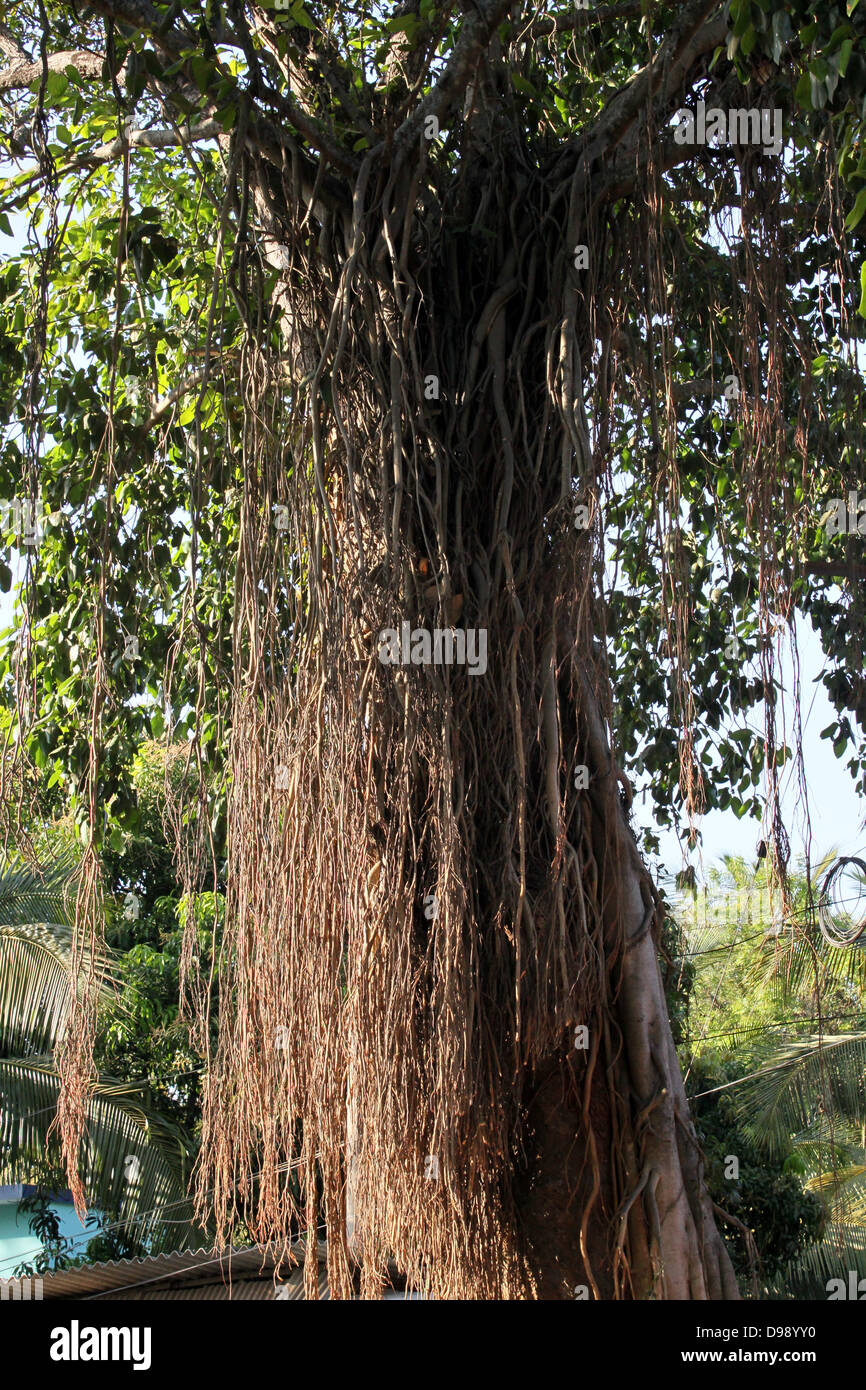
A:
[764,1223,866,1300]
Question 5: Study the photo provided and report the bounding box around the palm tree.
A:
[0,851,200,1269]
[678,853,866,1298]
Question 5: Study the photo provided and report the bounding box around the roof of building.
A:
[15,1242,329,1301]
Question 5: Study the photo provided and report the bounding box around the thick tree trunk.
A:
[513,681,739,1299]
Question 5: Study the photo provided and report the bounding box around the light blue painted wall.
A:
[0,1191,97,1274]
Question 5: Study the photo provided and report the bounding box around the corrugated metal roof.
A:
[25,1242,329,1301]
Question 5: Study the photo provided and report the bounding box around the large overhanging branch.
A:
[0,10,357,200]
[78,116,223,165]
[591,30,793,209]
[0,48,104,93]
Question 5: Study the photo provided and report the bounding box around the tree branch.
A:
[561,0,727,184]
[0,20,29,66]
[83,118,224,165]
[0,49,104,95]
[804,561,866,581]
[144,368,208,432]
[390,0,513,164]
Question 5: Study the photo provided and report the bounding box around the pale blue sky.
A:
[631,612,865,881]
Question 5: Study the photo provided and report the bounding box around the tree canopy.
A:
[2,0,866,1299]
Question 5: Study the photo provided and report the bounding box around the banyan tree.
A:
[1,0,865,1298]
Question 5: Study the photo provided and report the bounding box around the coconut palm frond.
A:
[767,928,866,1002]
[807,1165,866,1225]
[0,1059,199,1254]
[786,1133,861,1178]
[841,1186,866,1226]
[0,922,116,1057]
[733,1033,866,1155]
[0,852,78,930]
[0,928,74,1057]
[764,1223,866,1300]
[693,1019,767,1056]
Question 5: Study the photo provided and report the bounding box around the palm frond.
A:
[0,1059,200,1254]
[732,1033,866,1156]
[0,852,78,930]
[807,1165,866,1224]
[766,926,866,1001]
[786,1132,862,1177]
[764,1223,866,1300]
[0,921,115,1057]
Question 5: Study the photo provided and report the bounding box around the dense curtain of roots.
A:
[183,95,741,1297]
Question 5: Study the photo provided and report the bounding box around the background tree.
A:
[0,849,199,1264]
[2,0,866,1298]
[677,854,866,1296]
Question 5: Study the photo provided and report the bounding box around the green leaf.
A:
[290,2,317,29]
[838,38,854,75]
[857,261,866,318]
[795,71,813,108]
[43,71,69,101]
[191,57,216,94]
[846,186,866,231]
[511,73,537,96]
[386,14,420,38]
